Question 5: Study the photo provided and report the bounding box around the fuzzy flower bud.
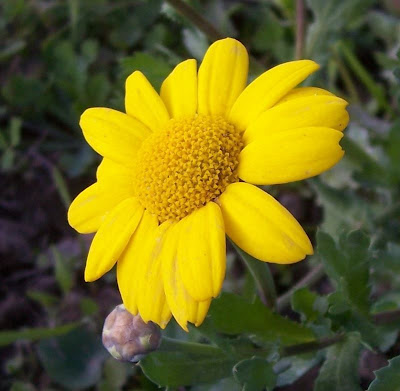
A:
[102,304,161,362]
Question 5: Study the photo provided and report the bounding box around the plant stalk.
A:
[276,263,325,312]
[295,0,306,59]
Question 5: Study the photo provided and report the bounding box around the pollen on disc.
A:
[132,114,243,223]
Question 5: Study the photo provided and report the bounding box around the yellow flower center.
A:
[132,114,243,223]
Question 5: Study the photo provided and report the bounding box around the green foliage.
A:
[314,333,362,391]
[0,323,79,347]
[208,293,315,345]
[37,327,108,390]
[140,350,235,387]
[2,0,400,390]
[367,355,400,391]
[318,230,371,315]
[233,357,277,391]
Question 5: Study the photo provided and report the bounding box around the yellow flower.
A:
[68,38,349,331]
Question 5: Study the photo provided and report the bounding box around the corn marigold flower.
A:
[68,38,349,331]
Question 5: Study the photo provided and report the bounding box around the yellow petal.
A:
[218,182,313,264]
[277,86,333,104]
[84,198,144,282]
[96,158,133,195]
[136,221,173,329]
[198,38,248,116]
[117,211,158,315]
[177,202,226,301]
[160,223,211,331]
[80,108,150,167]
[160,59,197,119]
[229,60,319,130]
[243,95,349,144]
[125,71,170,132]
[239,126,344,184]
[68,183,128,234]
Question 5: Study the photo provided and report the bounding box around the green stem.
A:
[165,0,222,41]
[282,334,345,357]
[338,41,393,115]
[165,0,266,73]
[332,44,360,104]
[282,309,400,356]
[276,263,325,312]
[231,241,277,309]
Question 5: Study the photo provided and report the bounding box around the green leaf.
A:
[121,53,172,91]
[317,230,370,315]
[0,323,79,347]
[233,357,277,391]
[26,290,60,308]
[291,288,331,337]
[292,288,328,323]
[79,297,99,316]
[1,148,15,171]
[37,327,108,390]
[368,355,400,391]
[99,358,129,391]
[9,117,22,147]
[209,293,315,344]
[52,247,73,295]
[314,333,362,391]
[140,350,235,387]
[276,353,321,387]
[52,167,71,209]
[232,242,277,309]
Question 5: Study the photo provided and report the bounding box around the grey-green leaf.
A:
[314,333,362,391]
[233,357,277,391]
[367,355,400,391]
[209,293,315,344]
[140,350,235,387]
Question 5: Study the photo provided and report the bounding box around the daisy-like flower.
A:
[68,38,348,331]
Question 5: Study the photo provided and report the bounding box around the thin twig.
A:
[373,309,400,325]
[165,0,222,41]
[276,264,325,312]
[165,0,267,71]
[295,0,306,59]
[282,334,345,357]
[281,309,400,356]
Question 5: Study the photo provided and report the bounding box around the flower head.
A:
[68,38,349,331]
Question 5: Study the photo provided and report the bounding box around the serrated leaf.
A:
[317,230,371,315]
[314,333,362,391]
[209,293,315,345]
[233,357,277,391]
[291,288,331,337]
[292,288,328,323]
[140,350,235,387]
[367,355,400,391]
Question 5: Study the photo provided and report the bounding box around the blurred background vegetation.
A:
[1,0,400,390]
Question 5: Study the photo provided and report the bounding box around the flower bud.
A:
[102,304,161,362]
